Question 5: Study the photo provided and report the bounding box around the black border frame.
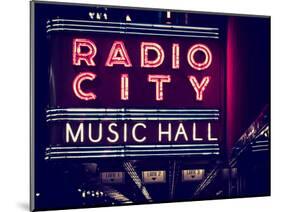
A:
[30,1,271,211]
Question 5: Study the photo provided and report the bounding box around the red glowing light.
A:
[187,44,212,71]
[73,38,97,66]
[105,41,132,67]
[172,43,180,69]
[141,42,165,68]
[121,74,129,100]
[188,76,210,101]
[73,72,97,101]
[148,75,171,101]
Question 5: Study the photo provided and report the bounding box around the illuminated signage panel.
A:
[182,169,205,181]
[101,172,125,184]
[142,171,167,184]
[45,18,225,160]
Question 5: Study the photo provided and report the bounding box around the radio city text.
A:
[72,38,213,101]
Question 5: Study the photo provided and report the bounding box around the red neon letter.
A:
[187,44,212,71]
[121,74,129,100]
[172,43,180,69]
[73,38,97,66]
[105,41,132,67]
[188,76,210,101]
[148,75,171,101]
[73,72,97,101]
[141,42,165,68]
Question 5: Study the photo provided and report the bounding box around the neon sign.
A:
[45,18,225,159]
[72,39,213,101]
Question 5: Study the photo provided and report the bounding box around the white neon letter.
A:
[66,123,84,143]
[107,123,119,143]
[132,123,146,143]
[193,122,203,141]
[89,123,102,143]
[158,123,172,142]
[208,122,218,141]
[174,123,188,141]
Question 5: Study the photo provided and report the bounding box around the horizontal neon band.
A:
[48,19,219,31]
[125,144,219,148]
[45,151,220,160]
[46,112,220,118]
[251,144,269,148]
[46,150,125,155]
[46,108,220,113]
[46,148,220,155]
[47,23,219,35]
[46,28,219,39]
[46,144,219,151]
[251,148,269,152]
[255,140,269,144]
[46,117,219,121]
[47,146,124,150]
